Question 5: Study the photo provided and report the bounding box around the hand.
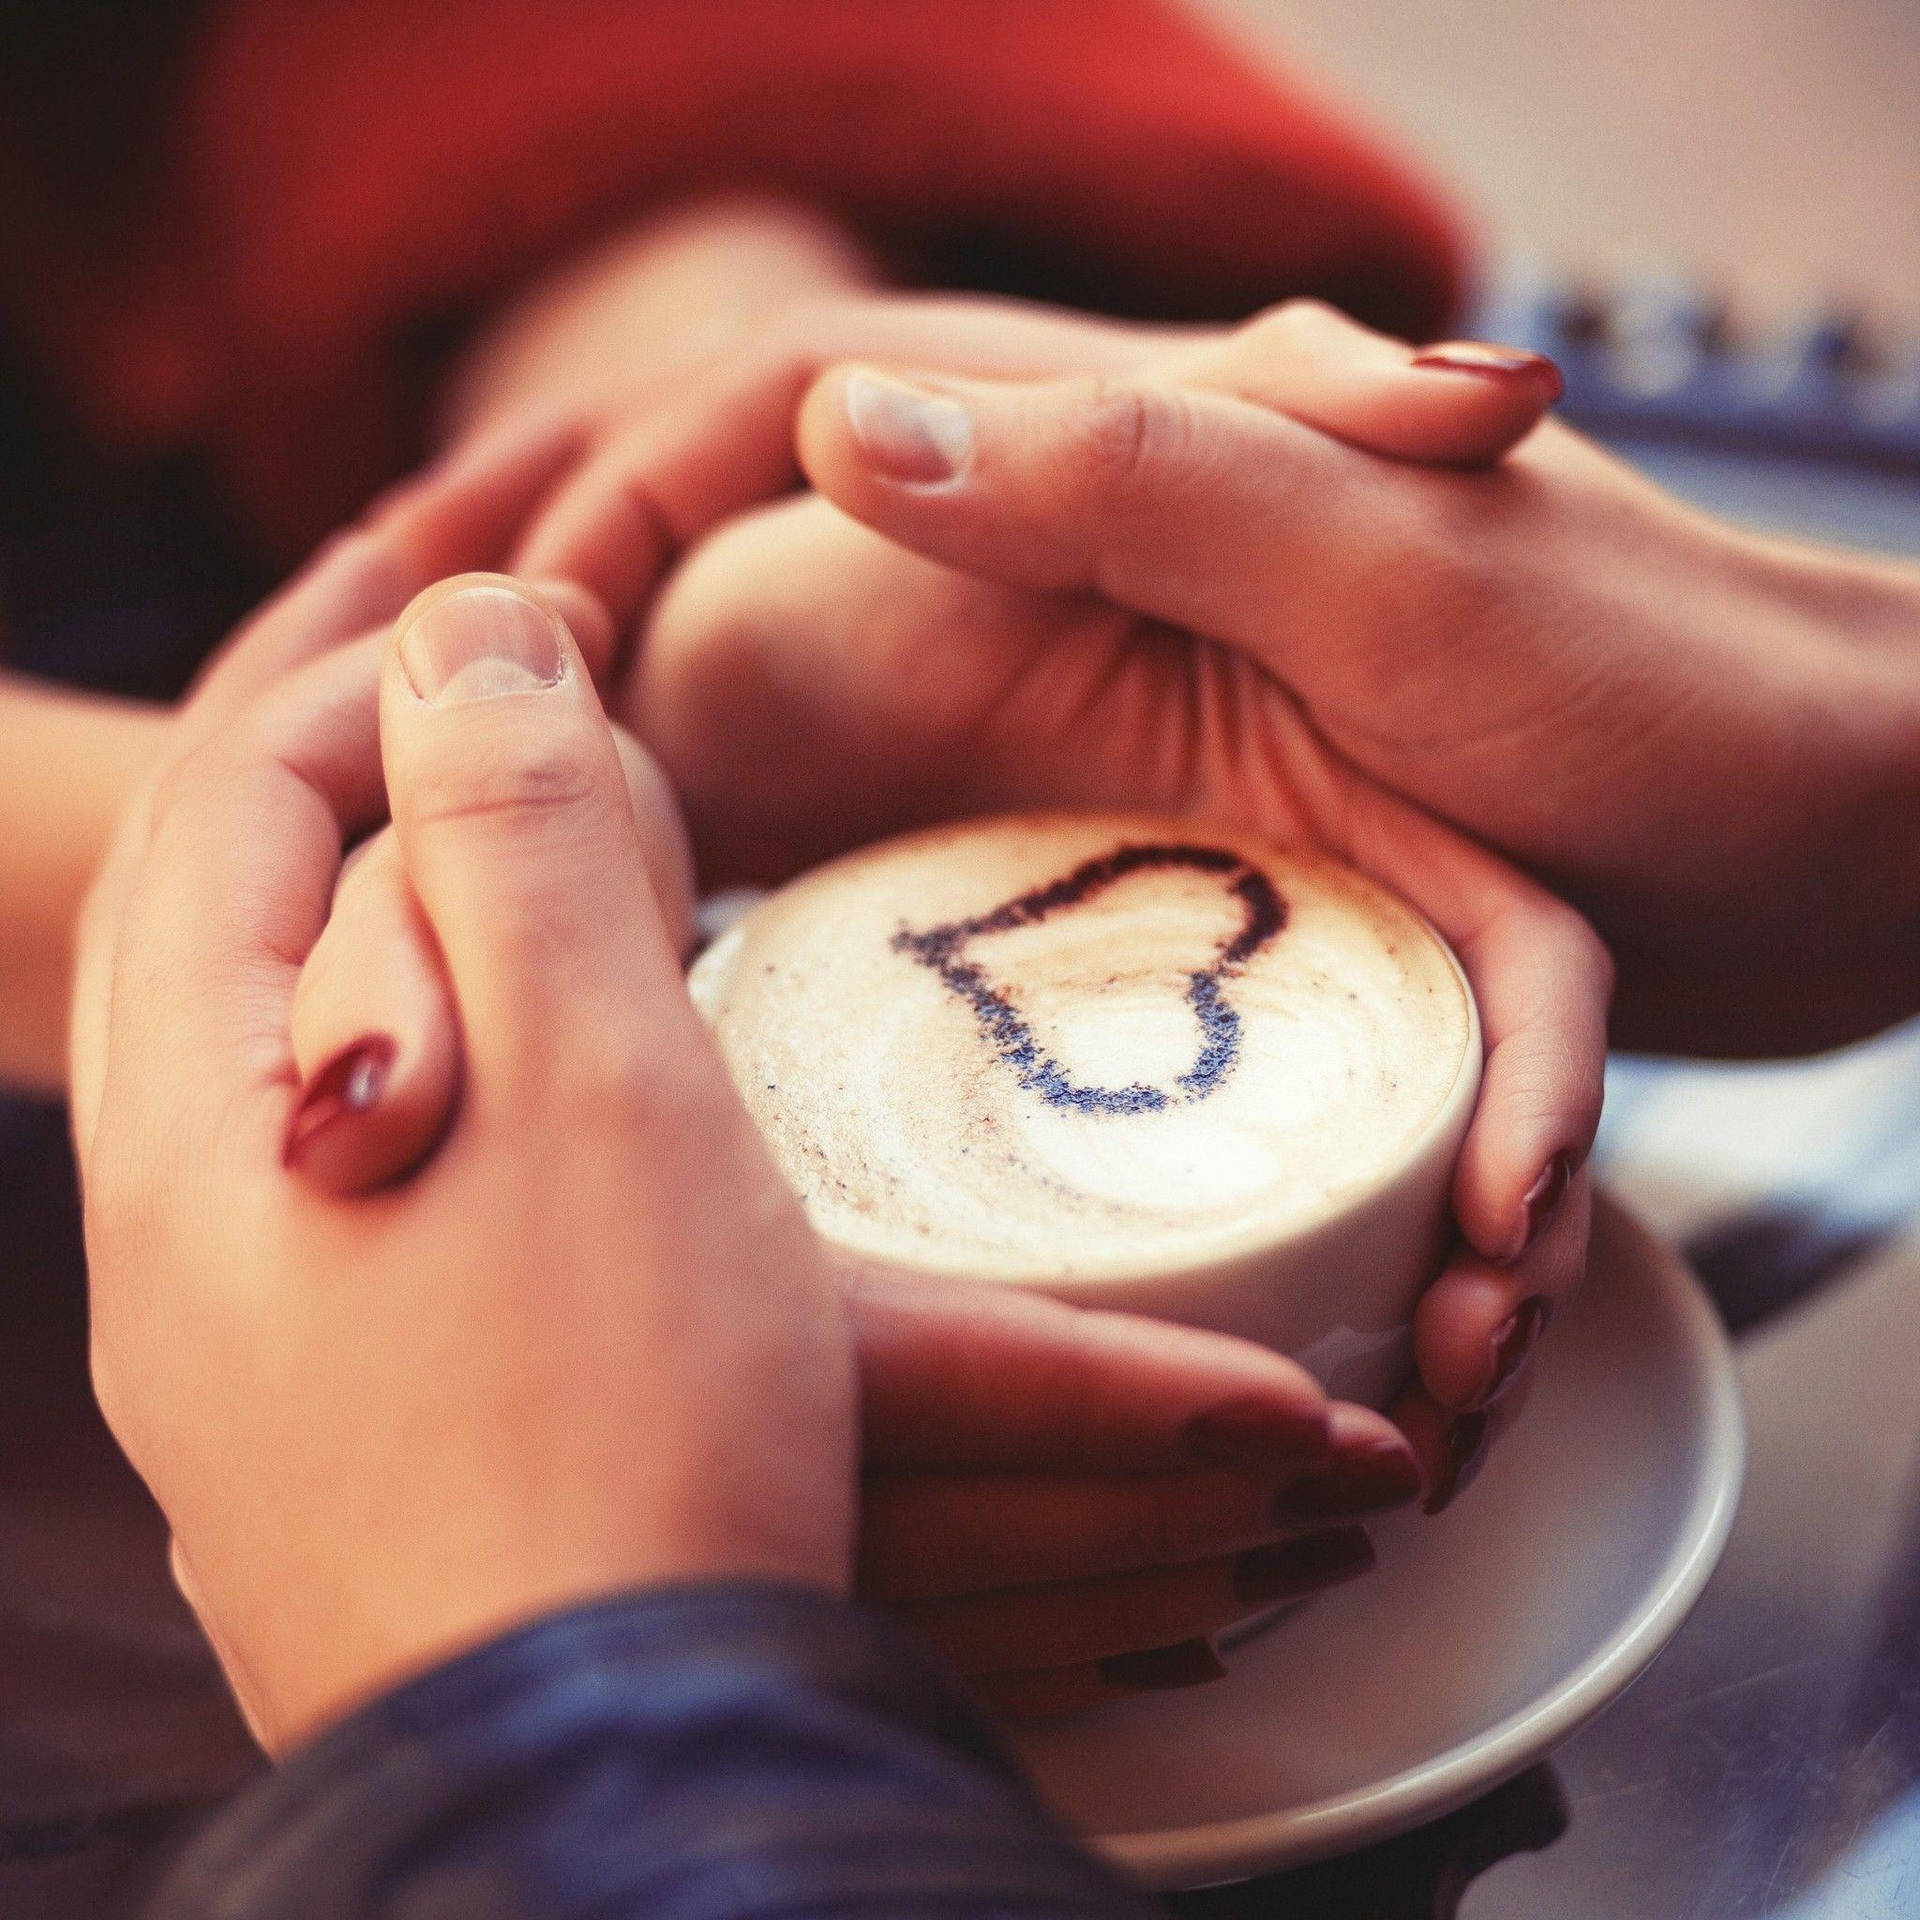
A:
[73,538,857,1754]
[500,291,1551,638]
[627,343,1609,1504]
[778,310,1920,1056]
[272,596,1424,1705]
[381,301,1590,1516]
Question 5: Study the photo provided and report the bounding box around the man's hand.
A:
[75,528,858,1752]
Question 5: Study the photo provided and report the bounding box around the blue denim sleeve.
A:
[145,1582,1162,1920]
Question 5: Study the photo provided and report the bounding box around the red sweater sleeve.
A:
[15,0,1465,548]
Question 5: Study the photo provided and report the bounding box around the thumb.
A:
[286,728,697,1195]
[795,348,1553,684]
[380,574,690,1110]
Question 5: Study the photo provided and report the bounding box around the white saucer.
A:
[1009,1193,1745,1889]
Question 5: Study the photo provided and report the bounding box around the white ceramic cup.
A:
[690,813,1481,1409]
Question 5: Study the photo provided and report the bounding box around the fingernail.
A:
[843,369,973,485]
[1501,1151,1574,1263]
[399,583,565,705]
[1411,341,1565,401]
[1424,1411,1492,1515]
[285,1038,396,1172]
[1475,1296,1551,1409]
[1097,1638,1227,1692]
[1186,1397,1333,1473]
[1272,1439,1423,1524]
[1233,1527,1375,1603]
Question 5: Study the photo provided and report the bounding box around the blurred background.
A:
[5,4,1920,1916]
[1209,0,1920,332]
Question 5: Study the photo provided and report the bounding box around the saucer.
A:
[1008,1193,1745,1889]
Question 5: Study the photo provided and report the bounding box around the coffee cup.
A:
[689,812,1480,1408]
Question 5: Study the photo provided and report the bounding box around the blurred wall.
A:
[1197,0,1920,337]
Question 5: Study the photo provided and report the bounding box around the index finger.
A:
[80,635,387,1171]
[185,414,588,745]
[853,1268,1333,1474]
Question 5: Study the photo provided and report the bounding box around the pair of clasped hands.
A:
[75,282,1917,1754]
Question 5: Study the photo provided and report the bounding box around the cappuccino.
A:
[689,815,1475,1313]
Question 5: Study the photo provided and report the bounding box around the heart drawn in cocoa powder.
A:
[890,843,1287,1115]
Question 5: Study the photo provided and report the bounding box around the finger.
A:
[1393,1366,1536,1518]
[513,296,1194,625]
[286,829,458,1194]
[895,1525,1374,1674]
[860,1405,1417,1602]
[186,417,588,741]
[1331,786,1609,1301]
[529,576,622,689]
[852,1267,1333,1474]
[799,358,1517,666]
[371,411,587,582]
[88,632,391,1166]
[607,728,699,959]
[1164,300,1561,468]
[971,1640,1226,1720]
[69,530,413,1146]
[379,573,690,1107]
[1414,1173,1591,1412]
[285,726,696,1196]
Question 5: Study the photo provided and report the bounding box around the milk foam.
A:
[690,815,1473,1282]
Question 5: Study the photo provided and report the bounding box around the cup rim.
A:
[688,819,1484,1291]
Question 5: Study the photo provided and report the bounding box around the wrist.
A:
[1638,536,1920,1051]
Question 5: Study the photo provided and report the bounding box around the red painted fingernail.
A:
[1272,1439,1423,1523]
[1411,341,1565,401]
[1234,1527,1375,1603]
[284,1038,396,1172]
[1475,1296,1552,1409]
[1502,1151,1573,1264]
[1424,1411,1493,1515]
[1097,1638,1227,1692]
[1186,1397,1333,1473]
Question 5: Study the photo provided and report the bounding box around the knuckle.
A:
[406,732,602,836]
[145,733,226,836]
[1064,376,1191,514]
[1067,378,1152,503]
[1246,297,1341,348]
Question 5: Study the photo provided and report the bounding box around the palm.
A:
[639,495,1399,888]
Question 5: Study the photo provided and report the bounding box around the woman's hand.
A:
[72,541,859,1755]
